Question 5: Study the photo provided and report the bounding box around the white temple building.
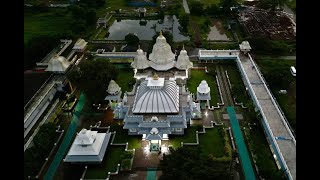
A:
[176,45,193,70]
[131,46,149,70]
[148,31,176,71]
[64,128,111,163]
[196,80,211,101]
[105,80,122,109]
[45,54,71,73]
[72,38,88,52]
[239,41,251,54]
[113,31,200,151]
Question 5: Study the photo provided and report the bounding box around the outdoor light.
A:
[205,111,208,117]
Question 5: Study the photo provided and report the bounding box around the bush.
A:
[125,33,140,45]
[120,151,133,159]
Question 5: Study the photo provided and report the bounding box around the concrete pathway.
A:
[182,0,190,14]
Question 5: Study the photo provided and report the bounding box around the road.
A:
[182,0,190,14]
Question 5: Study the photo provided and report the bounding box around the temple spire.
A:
[160,30,162,36]
[138,44,141,49]
[182,44,185,50]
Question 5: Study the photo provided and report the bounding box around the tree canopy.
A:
[160,146,230,180]
[67,59,118,103]
[125,33,140,45]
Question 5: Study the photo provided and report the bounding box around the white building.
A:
[45,54,71,73]
[131,46,149,70]
[196,80,211,101]
[64,129,111,163]
[149,31,176,71]
[176,45,193,70]
[72,38,88,52]
[239,41,251,54]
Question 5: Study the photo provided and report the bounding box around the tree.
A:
[69,5,86,19]
[85,8,97,25]
[24,35,60,70]
[205,4,221,16]
[258,0,287,11]
[125,33,140,45]
[179,14,189,32]
[160,146,230,180]
[189,0,204,16]
[67,59,118,103]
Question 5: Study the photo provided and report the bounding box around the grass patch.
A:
[255,59,296,132]
[199,127,225,157]
[84,146,125,179]
[115,67,135,93]
[169,126,199,149]
[110,125,141,149]
[24,8,73,44]
[223,61,249,104]
[187,69,220,106]
[244,122,286,179]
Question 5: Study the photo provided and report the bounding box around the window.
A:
[175,128,182,132]
[129,128,137,132]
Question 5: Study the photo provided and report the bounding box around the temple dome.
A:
[107,80,121,95]
[131,46,150,69]
[132,79,179,113]
[176,46,193,70]
[148,31,175,70]
[46,54,70,72]
[197,80,210,94]
[74,129,97,145]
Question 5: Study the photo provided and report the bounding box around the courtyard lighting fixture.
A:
[205,111,208,117]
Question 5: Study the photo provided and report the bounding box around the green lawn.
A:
[84,146,125,179]
[197,0,221,7]
[115,67,135,93]
[199,127,225,157]
[187,69,220,106]
[169,126,199,149]
[110,125,141,149]
[255,59,296,132]
[24,8,72,44]
[223,62,250,104]
[286,0,296,13]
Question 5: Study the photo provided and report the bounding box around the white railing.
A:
[248,54,296,141]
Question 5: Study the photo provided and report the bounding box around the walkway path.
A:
[237,54,296,180]
[227,106,256,180]
[182,0,190,14]
[44,93,86,180]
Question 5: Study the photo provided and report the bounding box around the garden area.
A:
[115,66,135,93]
[84,146,125,179]
[255,59,296,132]
[169,125,199,149]
[198,126,230,158]
[187,69,220,106]
[110,124,142,149]
[24,7,73,44]
[24,123,60,179]
[223,61,250,104]
[243,121,286,179]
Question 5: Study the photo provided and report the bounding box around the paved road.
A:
[182,0,190,14]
